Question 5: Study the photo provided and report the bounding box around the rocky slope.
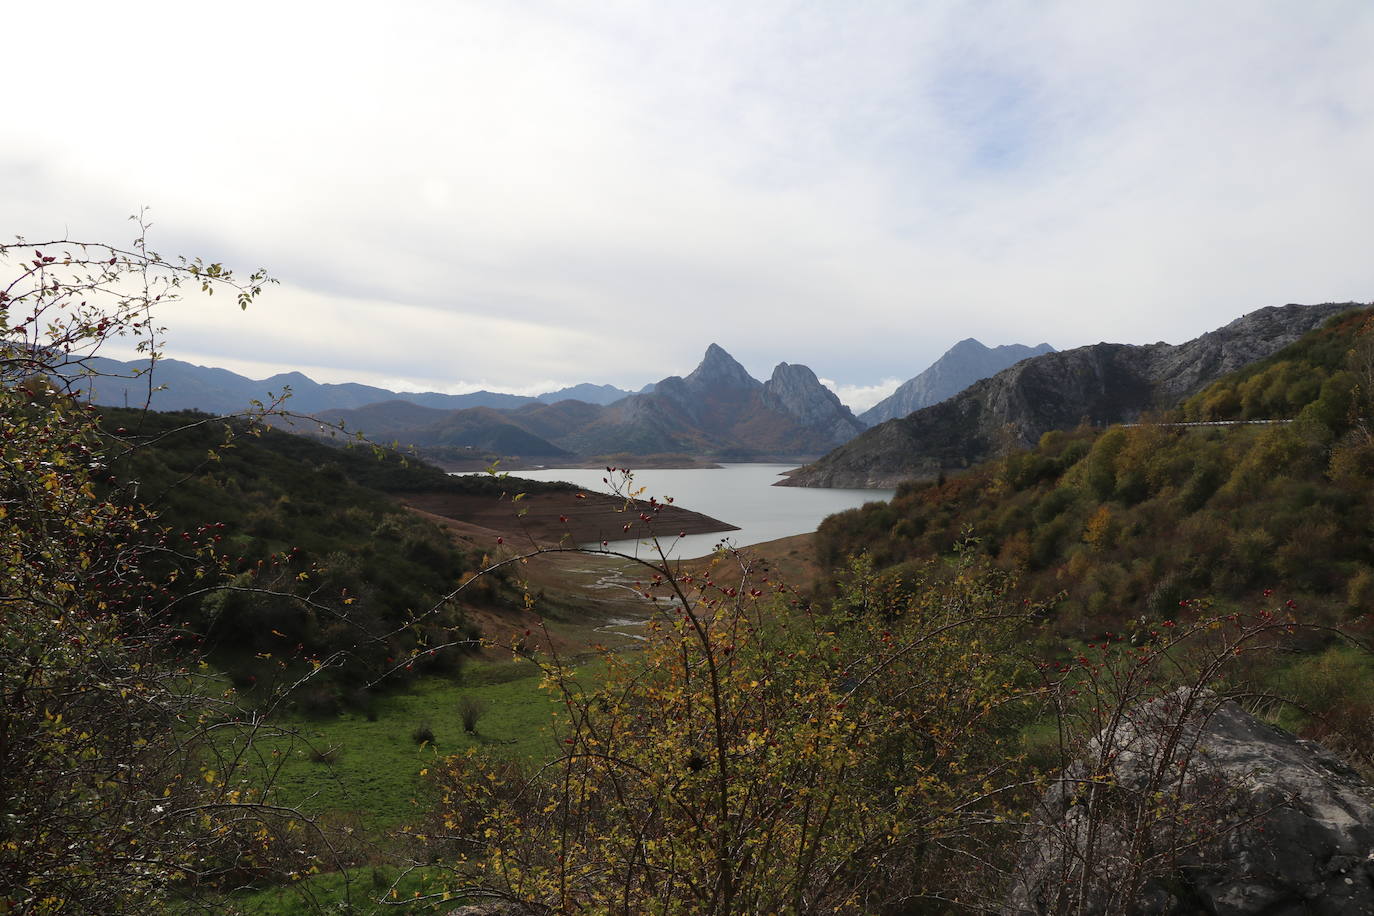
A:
[783,302,1361,488]
[763,363,865,444]
[861,339,1054,425]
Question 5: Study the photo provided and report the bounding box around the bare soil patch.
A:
[395,488,737,548]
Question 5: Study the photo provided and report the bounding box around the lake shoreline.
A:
[511,463,894,558]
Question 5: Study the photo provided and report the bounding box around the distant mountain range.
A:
[75,306,1342,484]
[308,344,867,461]
[782,302,1363,488]
[63,356,637,414]
[860,339,1055,425]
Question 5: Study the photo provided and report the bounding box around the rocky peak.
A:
[684,344,760,393]
[762,363,866,447]
[860,338,1056,426]
[947,337,990,356]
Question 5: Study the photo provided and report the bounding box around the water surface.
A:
[513,463,893,559]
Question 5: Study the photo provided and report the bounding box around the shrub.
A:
[458,696,489,735]
[436,538,1042,913]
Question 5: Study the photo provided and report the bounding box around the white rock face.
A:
[1007,688,1374,915]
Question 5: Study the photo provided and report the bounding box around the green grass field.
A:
[218,657,606,914]
[249,660,564,830]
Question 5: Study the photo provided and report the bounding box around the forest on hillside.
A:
[818,306,1374,754]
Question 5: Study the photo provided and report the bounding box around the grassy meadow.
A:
[218,657,606,914]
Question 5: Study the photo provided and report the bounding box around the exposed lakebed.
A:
[513,463,894,559]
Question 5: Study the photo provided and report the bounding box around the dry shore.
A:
[395,488,738,548]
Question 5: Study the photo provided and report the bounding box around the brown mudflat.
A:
[395,488,737,549]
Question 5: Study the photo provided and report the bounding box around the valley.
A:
[12,9,1374,910]
[10,268,1374,915]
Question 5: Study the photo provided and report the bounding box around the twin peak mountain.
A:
[298,343,869,461]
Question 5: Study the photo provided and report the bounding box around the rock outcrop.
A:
[860,338,1054,426]
[782,303,1361,488]
[761,362,866,447]
[1007,688,1374,915]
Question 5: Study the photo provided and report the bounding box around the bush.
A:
[436,540,1041,912]
[458,696,489,735]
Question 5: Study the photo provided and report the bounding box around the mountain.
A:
[65,357,539,413]
[861,339,1055,426]
[61,356,638,414]
[762,363,865,446]
[309,344,867,461]
[535,383,635,406]
[815,305,1374,634]
[782,302,1363,489]
[557,345,866,458]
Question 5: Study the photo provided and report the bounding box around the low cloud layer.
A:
[819,378,905,414]
[5,1,1372,402]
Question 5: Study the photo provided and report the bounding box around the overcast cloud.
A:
[5,1,1372,408]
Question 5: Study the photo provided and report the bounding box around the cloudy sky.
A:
[6,1,1373,410]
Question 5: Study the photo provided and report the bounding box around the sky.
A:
[5,1,1374,412]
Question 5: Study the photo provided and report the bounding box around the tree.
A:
[0,231,325,912]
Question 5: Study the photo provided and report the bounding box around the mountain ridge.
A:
[782,302,1364,489]
[306,344,867,461]
[861,339,1055,425]
[63,356,636,415]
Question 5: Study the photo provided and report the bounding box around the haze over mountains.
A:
[784,302,1363,489]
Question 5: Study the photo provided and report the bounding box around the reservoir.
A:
[516,463,893,559]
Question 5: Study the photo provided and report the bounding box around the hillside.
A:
[301,400,574,458]
[98,409,732,700]
[815,306,1374,637]
[784,302,1362,488]
[860,338,1055,425]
